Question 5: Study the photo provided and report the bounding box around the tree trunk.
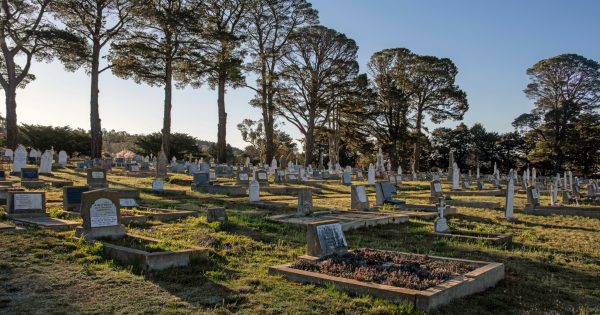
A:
[412,111,423,172]
[90,41,102,158]
[4,87,18,149]
[265,88,276,162]
[217,73,227,163]
[304,127,314,166]
[162,61,172,158]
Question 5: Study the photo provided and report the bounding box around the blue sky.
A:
[10,0,600,149]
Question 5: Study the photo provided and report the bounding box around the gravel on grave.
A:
[291,249,477,290]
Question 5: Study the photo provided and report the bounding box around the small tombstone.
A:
[207,208,228,223]
[87,168,108,188]
[152,179,164,191]
[256,170,268,185]
[434,198,448,233]
[505,175,515,220]
[249,180,260,202]
[526,186,540,208]
[356,170,364,180]
[375,182,404,206]
[76,190,125,240]
[120,197,139,208]
[350,185,369,211]
[452,163,460,190]
[193,172,210,187]
[12,145,27,173]
[430,180,444,198]
[21,167,39,181]
[58,151,68,166]
[306,220,348,258]
[367,164,375,185]
[297,188,313,216]
[6,191,46,218]
[237,172,250,185]
[341,171,352,186]
[63,186,90,212]
[39,150,53,174]
[388,174,397,184]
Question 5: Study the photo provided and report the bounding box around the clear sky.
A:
[9,0,600,150]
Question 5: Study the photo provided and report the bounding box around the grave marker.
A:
[434,198,448,233]
[350,185,369,211]
[76,190,125,240]
[6,191,46,218]
[297,188,313,216]
[63,186,90,212]
[306,220,348,258]
[249,180,260,202]
[505,174,515,220]
[87,168,108,188]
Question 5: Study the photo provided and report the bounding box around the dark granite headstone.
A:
[193,172,210,186]
[20,167,39,181]
[306,220,348,258]
[63,186,90,212]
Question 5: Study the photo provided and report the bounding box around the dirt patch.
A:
[291,249,476,290]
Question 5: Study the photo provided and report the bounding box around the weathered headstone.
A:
[58,150,68,166]
[430,180,444,198]
[249,180,260,202]
[350,185,369,211]
[87,168,108,188]
[306,220,348,258]
[6,191,46,218]
[39,150,53,174]
[76,190,125,240]
[297,188,313,216]
[152,179,164,191]
[505,174,515,220]
[367,164,375,185]
[193,172,210,187]
[207,208,227,223]
[157,150,168,178]
[452,162,460,191]
[341,171,352,186]
[526,186,540,208]
[12,144,27,173]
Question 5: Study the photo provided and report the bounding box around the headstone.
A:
[297,188,313,216]
[39,150,53,174]
[434,198,448,233]
[152,179,164,191]
[350,185,369,211]
[4,148,13,161]
[367,164,375,185]
[58,150,68,166]
[306,220,348,258]
[249,180,260,202]
[452,162,460,190]
[237,172,250,185]
[76,189,125,240]
[447,151,455,181]
[12,144,27,173]
[505,173,515,220]
[87,168,108,188]
[63,186,90,212]
[193,172,210,187]
[430,180,443,198]
[206,208,227,223]
[341,171,352,186]
[6,191,46,218]
[20,167,39,181]
[526,186,540,208]
[156,150,168,178]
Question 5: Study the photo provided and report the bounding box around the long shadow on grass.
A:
[343,221,600,314]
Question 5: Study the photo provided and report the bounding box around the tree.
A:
[408,52,468,172]
[0,0,84,149]
[53,0,132,159]
[237,118,297,162]
[109,0,193,158]
[277,25,358,166]
[18,124,90,154]
[184,0,248,163]
[523,54,600,173]
[134,132,201,159]
[363,48,413,170]
[244,0,317,163]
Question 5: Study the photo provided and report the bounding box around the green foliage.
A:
[134,132,202,160]
[18,124,90,155]
[237,119,297,163]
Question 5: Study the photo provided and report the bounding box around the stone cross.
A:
[434,198,448,233]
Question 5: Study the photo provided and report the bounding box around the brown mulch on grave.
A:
[291,249,477,290]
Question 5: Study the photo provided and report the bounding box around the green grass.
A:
[1,170,599,314]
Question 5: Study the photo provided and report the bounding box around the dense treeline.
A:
[1,1,599,174]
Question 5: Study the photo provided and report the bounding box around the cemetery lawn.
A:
[0,170,599,314]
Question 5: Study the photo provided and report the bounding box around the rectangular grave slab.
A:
[267,211,409,232]
[6,191,46,218]
[524,205,600,218]
[269,250,504,310]
[97,233,208,271]
[0,222,17,232]
[12,216,79,231]
[434,231,513,245]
